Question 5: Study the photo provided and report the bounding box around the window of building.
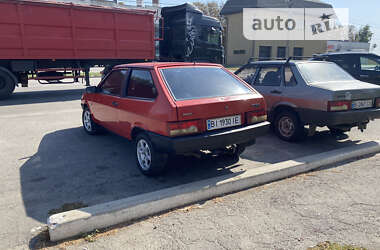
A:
[293,47,304,59]
[100,70,128,96]
[233,49,246,55]
[277,47,286,59]
[127,70,157,99]
[259,46,272,60]
[254,66,282,86]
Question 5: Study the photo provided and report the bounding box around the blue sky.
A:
[119,0,380,54]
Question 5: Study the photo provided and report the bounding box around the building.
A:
[220,0,333,65]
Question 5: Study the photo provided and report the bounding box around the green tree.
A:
[357,25,373,43]
[349,24,374,43]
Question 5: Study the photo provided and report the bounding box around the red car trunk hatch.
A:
[174,94,265,130]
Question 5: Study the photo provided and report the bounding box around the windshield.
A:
[297,62,354,83]
[160,67,253,101]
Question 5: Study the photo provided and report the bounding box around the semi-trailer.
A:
[0,0,223,99]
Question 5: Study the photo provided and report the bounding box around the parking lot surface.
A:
[64,154,380,250]
[1,80,379,249]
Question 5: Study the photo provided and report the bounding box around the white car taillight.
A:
[246,110,267,124]
[168,120,201,137]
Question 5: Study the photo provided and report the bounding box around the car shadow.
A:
[20,127,244,223]
[0,88,86,106]
[241,129,362,164]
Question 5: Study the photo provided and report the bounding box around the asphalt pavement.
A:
[64,154,380,250]
[1,80,379,249]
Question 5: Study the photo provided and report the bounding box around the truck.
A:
[0,0,223,99]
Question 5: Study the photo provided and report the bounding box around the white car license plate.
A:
[207,115,241,131]
[352,99,373,109]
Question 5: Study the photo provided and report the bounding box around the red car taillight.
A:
[376,98,380,108]
[168,120,201,137]
[246,110,267,125]
[328,101,351,112]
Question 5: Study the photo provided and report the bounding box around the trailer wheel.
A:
[0,68,16,100]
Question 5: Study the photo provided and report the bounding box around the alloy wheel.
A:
[83,110,92,132]
[278,116,295,138]
[137,139,152,171]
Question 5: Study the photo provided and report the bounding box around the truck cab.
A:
[159,3,224,64]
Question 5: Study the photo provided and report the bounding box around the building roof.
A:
[220,0,333,16]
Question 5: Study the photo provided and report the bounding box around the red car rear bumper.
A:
[147,121,270,154]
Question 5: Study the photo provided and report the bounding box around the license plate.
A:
[352,99,373,109]
[207,115,241,131]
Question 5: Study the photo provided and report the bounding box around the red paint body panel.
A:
[82,63,267,140]
[0,0,155,60]
[116,69,178,139]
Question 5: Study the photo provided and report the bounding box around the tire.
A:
[274,110,303,142]
[0,68,16,100]
[135,133,168,176]
[82,107,102,135]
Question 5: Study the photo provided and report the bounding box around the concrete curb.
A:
[48,141,380,241]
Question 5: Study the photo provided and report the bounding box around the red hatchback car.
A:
[81,62,269,175]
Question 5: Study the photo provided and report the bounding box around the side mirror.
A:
[85,86,97,94]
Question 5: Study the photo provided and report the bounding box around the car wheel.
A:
[135,133,168,176]
[0,68,16,100]
[274,110,303,142]
[82,107,101,135]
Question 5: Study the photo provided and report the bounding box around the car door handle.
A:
[360,75,369,78]
[112,101,119,107]
[270,90,282,94]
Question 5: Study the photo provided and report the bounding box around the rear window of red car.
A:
[160,66,253,101]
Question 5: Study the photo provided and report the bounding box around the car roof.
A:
[246,60,333,66]
[114,62,222,69]
[316,52,378,57]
